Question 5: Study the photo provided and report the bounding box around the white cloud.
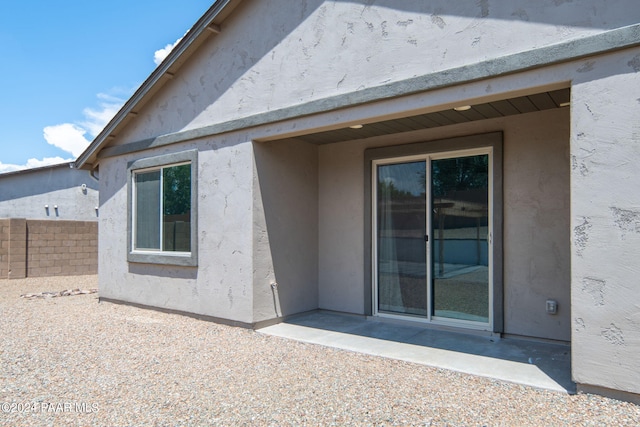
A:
[9,34,181,174]
[37,33,183,163]
[154,34,185,65]
[43,123,92,157]
[80,93,125,138]
[0,157,71,174]
[42,92,125,158]
[24,157,70,169]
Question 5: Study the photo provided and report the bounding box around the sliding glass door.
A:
[374,149,492,328]
[377,160,427,316]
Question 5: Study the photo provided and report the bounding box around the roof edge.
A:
[75,0,243,169]
[0,161,74,178]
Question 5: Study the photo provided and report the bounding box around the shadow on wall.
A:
[0,166,98,203]
[253,140,319,318]
[337,0,634,29]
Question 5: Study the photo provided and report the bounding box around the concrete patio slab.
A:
[257,311,574,394]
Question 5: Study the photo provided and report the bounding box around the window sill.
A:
[127,251,197,267]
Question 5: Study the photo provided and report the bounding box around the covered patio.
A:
[258,310,573,393]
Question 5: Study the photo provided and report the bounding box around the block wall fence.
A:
[0,219,97,279]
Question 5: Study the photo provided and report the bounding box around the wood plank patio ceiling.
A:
[294,88,570,145]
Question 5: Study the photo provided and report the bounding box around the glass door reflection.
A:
[431,154,489,323]
[377,161,427,316]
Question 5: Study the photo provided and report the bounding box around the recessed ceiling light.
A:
[454,105,471,112]
[349,124,363,129]
[559,102,570,107]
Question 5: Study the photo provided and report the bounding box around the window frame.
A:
[127,150,198,266]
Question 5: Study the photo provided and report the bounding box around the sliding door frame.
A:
[364,132,503,333]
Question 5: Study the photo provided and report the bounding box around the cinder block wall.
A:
[7,219,26,279]
[0,220,9,278]
[0,219,97,279]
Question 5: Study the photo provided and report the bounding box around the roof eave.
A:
[75,0,243,170]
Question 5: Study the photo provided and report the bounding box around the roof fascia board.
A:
[75,0,241,169]
[95,22,640,161]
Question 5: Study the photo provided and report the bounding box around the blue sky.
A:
[0,0,214,173]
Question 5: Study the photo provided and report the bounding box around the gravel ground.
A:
[1,276,639,427]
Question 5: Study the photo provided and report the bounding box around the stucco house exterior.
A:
[0,162,98,221]
[75,0,640,401]
[0,163,98,278]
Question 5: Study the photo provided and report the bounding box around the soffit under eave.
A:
[289,88,571,145]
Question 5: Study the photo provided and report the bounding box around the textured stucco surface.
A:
[0,165,98,221]
[99,136,255,324]
[502,110,571,341]
[253,140,319,323]
[318,140,366,315]
[569,49,640,395]
[112,0,640,148]
[94,0,640,397]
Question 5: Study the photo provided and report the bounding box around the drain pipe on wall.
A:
[271,282,281,318]
[90,166,99,216]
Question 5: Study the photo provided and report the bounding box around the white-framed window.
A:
[127,150,197,266]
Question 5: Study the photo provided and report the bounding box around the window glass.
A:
[133,163,191,253]
[162,164,191,252]
[431,154,489,323]
[135,170,161,250]
[377,161,427,316]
